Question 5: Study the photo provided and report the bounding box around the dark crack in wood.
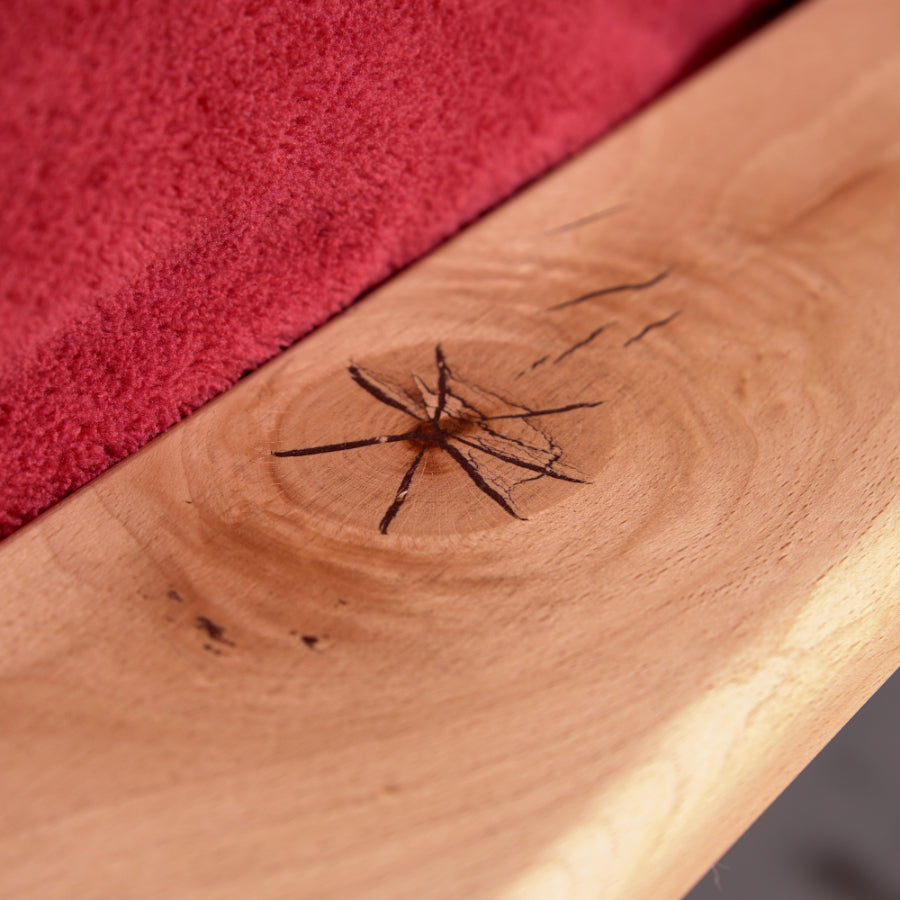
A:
[543,204,626,236]
[442,442,525,521]
[515,355,550,379]
[553,322,615,364]
[481,401,603,421]
[454,435,588,484]
[348,364,425,419]
[272,432,419,457]
[379,446,426,534]
[550,270,670,311]
[623,310,682,347]
[433,345,451,423]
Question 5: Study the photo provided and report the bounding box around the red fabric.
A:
[0,0,778,539]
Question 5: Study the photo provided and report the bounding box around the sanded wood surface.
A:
[3,0,900,896]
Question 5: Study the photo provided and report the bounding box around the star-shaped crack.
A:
[272,346,602,534]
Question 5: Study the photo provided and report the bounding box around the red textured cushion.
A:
[0,0,780,538]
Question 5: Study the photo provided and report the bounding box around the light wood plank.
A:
[3,0,900,897]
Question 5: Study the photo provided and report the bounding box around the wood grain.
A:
[3,0,900,896]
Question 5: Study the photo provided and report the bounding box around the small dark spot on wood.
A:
[301,635,319,649]
[336,599,347,607]
[184,499,193,504]
[202,643,223,656]
[196,616,235,646]
[167,588,183,602]
[288,629,299,636]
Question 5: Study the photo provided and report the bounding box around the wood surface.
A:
[3,0,900,896]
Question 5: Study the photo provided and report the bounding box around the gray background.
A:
[686,669,900,900]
